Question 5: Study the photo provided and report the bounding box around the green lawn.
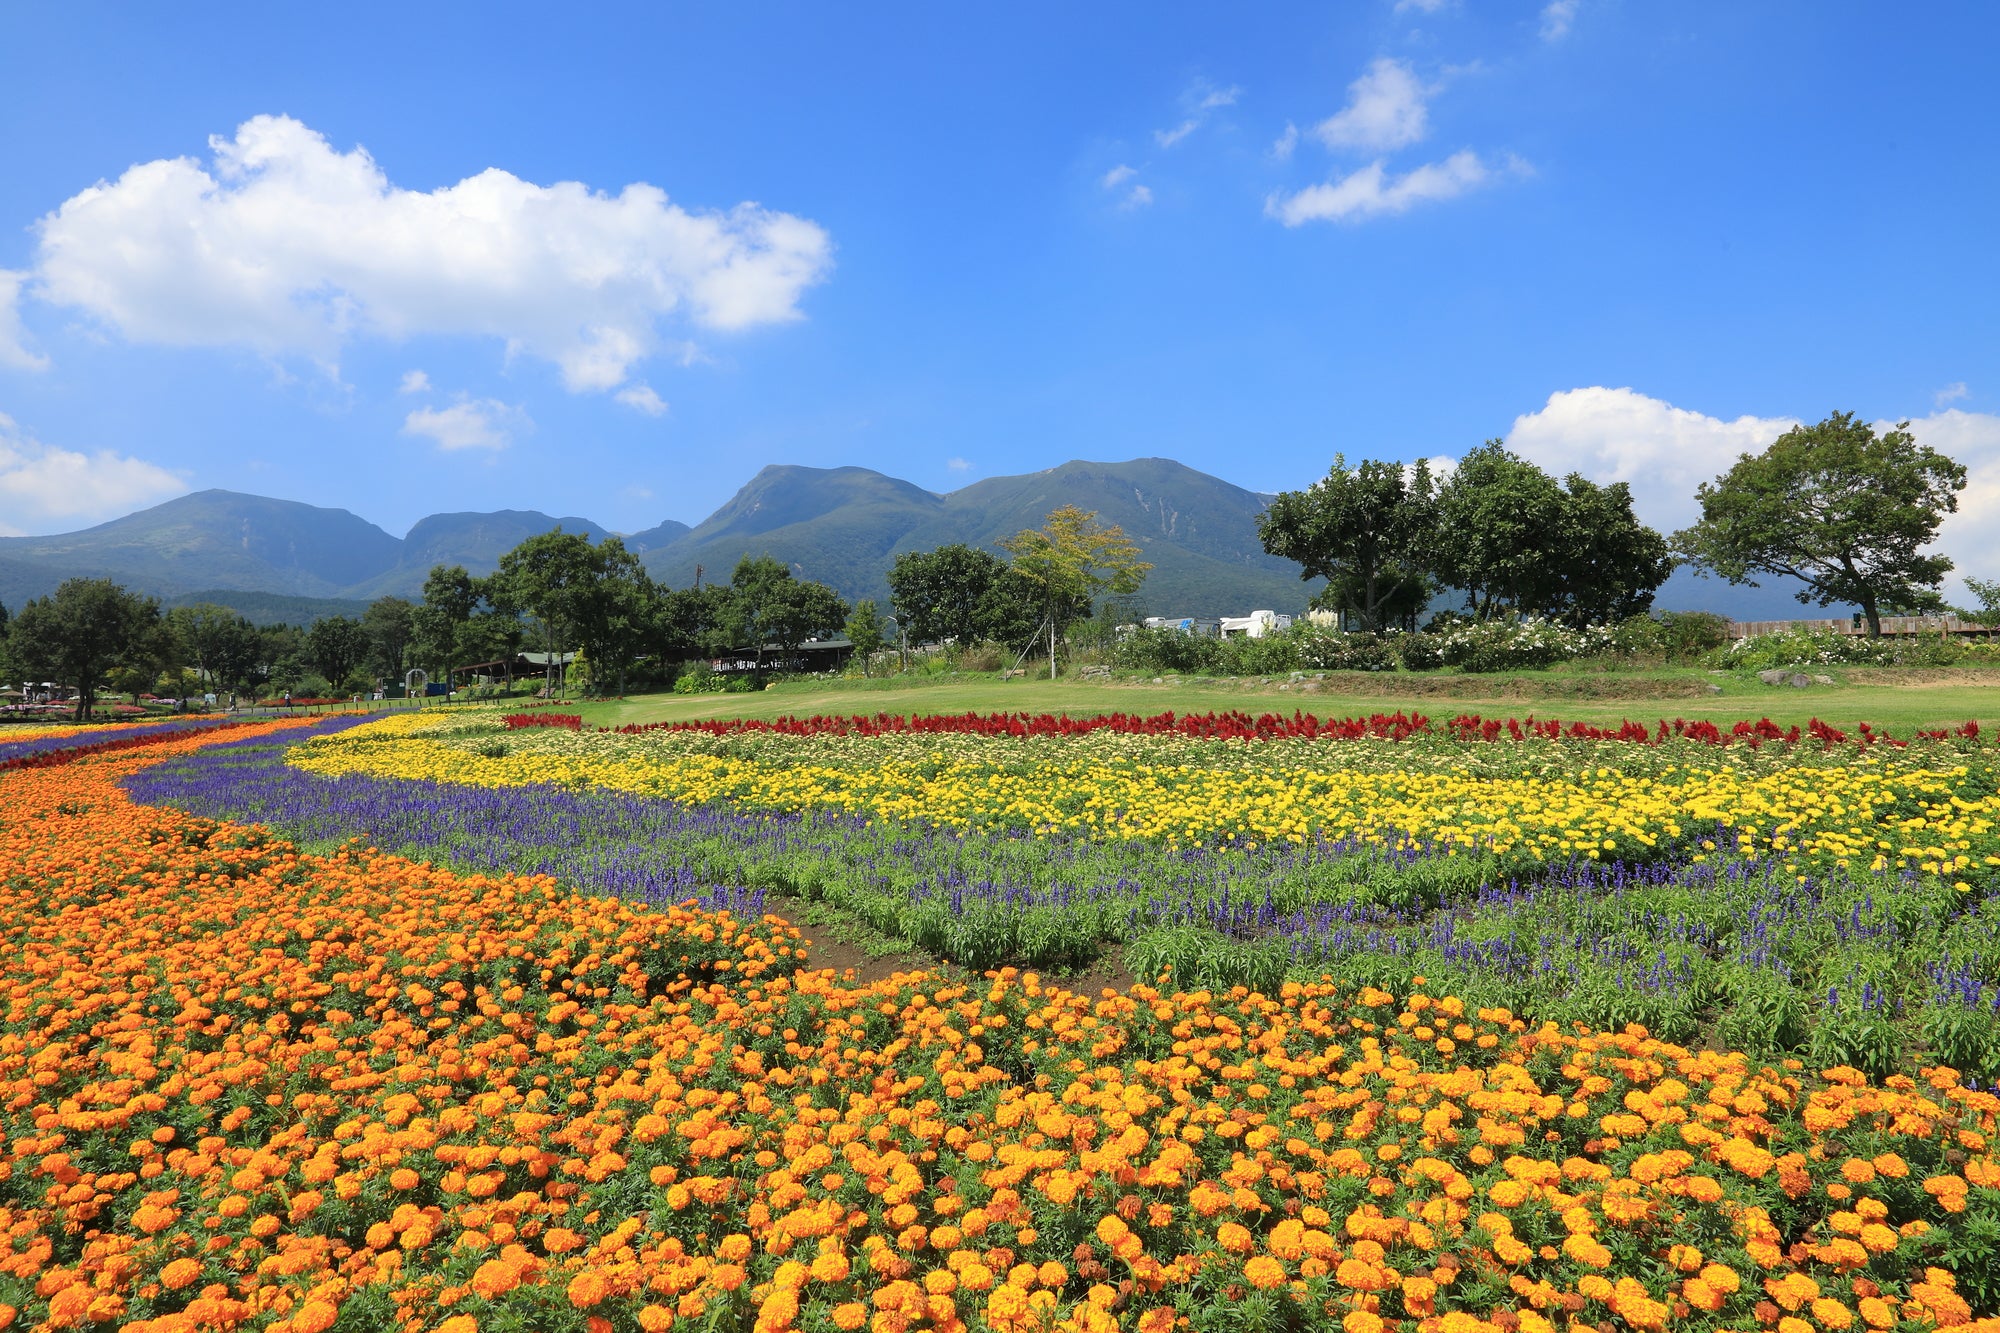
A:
[564,666,2000,733]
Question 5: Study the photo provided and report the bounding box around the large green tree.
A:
[572,537,653,695]
[362,596,417,682]
[412,565,482,691]
[167,603,261,696]
[1430,443,1569,620]
[494,529,602,692]
[9,578,163,720]
[1428,443,1671,626]
[1257,455,1436,631]
[999,506,1151,678]
[1674,412,1967,637]
[888,545,1011,645]
[307,615,371,690]
[720,556,847,667]
[1541,475,1675,629]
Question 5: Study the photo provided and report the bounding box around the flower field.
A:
[4,705,1998,1329]
[152,704,2000,1084]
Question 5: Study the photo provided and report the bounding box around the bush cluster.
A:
[1111,609,1996,677]
[1725,628,1977,671]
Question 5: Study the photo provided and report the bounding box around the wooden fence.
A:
[1727,615,1995,639]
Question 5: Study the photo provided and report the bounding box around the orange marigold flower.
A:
[568,1271,612,1309]
[291,1302,339,1333]
[1244,1256,1286,1289]
[160,1258,204,1291]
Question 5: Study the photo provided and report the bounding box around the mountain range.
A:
[0,456,1824,623]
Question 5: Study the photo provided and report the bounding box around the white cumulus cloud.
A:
[1504,387,1798,534]
[24,115,832,392]
[1499,386,2000,597]
[1314,58,1430,153]
[401,398,528,452]
[1540,0,1580,40]
[0,272,47,371]
[1883,409,2000,597]
[615,384,668,417]
[1267,150,1517,225]
[947,457,971,472]
[398,369,430,395]
[0,412,186,533]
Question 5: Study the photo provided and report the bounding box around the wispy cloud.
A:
[947,457,971,472]
[1154,80,1242,149]
[1266,151,1525,225]
[401,398,529,451]
[1540,0,1580,41]
[1936,381,1971,407]
[1099,164,1152,210]
[1271,123,1299,160]
[0,271,47,371]
[1315,58,1430,153]
[615,384,669,417]
[1394,0,1452,12]
[398,369,430,395]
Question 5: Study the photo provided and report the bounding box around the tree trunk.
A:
[1861,595,1882,638]
[1049,608,1057,681]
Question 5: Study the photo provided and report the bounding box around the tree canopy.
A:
[1256,455,1436,631]
[9,578,163,720]
[1673,411,1967,636]
[1259,445,1672,629]
[999,507,1150,628]
[307,615,371,690]
[886,544,1041,648]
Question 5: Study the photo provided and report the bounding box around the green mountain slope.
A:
[346,510,616,598]
[0,490,403,603]
[640,458,1320,615]
[912,458,1316,615]
[640,465,946,595]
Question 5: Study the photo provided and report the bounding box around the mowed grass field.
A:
[568,665,2000,734]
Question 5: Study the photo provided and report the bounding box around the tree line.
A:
[1259,412,1974,639]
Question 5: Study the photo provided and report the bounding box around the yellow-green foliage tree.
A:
[1000,505,1151,678]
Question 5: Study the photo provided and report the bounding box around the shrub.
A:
[672,663,726,694]
[1725,626,1973,670]
[1393,630,1445,670]
[1295,627,1398,672]
[1437,617,1613,672]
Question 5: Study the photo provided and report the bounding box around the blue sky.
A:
[1,2,1995,592]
